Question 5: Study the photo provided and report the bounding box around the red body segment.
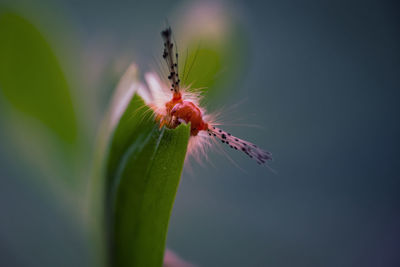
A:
[165,93,208,136]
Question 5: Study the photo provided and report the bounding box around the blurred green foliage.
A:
[0,13,78,144]
[181,28,248,106]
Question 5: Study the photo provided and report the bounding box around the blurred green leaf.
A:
[182,46,222,93]
[179,25,248,106]
[0,12,77,144]
[101,93,189,267]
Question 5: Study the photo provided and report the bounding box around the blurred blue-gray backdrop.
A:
[0,0,399,266]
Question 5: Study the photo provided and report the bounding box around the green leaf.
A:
[0,12,84,190]
[0,12,78,144]
[102,93,190,267]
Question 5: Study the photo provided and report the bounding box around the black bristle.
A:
[161,27,172,39]
[161,27,180,93]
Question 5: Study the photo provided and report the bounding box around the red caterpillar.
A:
[150,27,272,165]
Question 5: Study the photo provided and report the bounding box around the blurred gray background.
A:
[0,0,399,266]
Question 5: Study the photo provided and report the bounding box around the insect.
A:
[149,27,272,166]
